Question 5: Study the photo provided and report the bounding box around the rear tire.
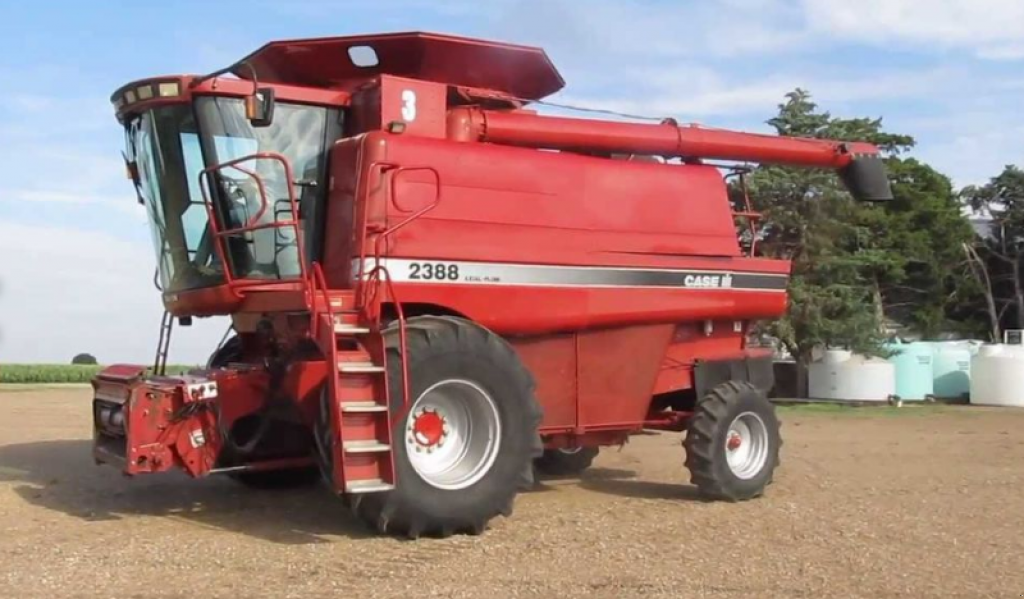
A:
[684,381,781,501]
[349,316,543,538]
[208,334,242,368]
[534,447,599,476]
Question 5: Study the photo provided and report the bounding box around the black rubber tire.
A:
[211,335,319,489]
[684,381,781,501]
[348,315,543,538]
[228,466,322,490]
[534,447,599,476]
[208,334,242,369]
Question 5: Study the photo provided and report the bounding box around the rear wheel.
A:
[534,446,599,476]
[684,381,781,501]
[208,334,242,368]
[348,316,543,538]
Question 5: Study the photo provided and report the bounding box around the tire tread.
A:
[684,381,781,502]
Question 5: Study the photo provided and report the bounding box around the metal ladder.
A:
[310,265,396,493]
[152,310,174,377]
[307,162,440,495]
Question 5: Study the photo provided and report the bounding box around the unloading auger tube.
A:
[446,106,894,202]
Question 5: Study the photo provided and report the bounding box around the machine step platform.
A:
[315,312,396,495]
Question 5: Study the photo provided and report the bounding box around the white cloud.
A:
[490,0,804,69]
[802,0,1024,60]
[550,64,961,120]
[0,93,141,220]
[0,188,147,221]
[910,113,1024,187]
[0,222,228,364]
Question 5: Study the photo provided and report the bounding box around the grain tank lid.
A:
[228,31,566,101]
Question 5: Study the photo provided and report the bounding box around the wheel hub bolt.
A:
[727,433,743,451]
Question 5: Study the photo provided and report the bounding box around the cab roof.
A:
[226,31,566,101]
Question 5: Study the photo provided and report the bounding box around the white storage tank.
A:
[808,350,896,402]
[970,344,1024,407]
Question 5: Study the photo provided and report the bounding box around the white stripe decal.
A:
[353,258,788,292]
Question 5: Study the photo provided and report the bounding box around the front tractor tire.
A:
[348,316,543,538]
[684,381,781,501]
[534,447,599,476]
[206,334,321,491]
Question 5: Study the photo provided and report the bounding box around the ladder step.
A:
[343,440,391,454]
[340,401,388,413]
[334,323,371,334]
[338,361,385,374]
[346,478,395,494]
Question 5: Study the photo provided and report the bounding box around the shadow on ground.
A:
[0,439,373,544]
[0,440,703,545]
[535,466,702,502]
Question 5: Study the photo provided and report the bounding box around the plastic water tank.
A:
[931,341,977,399]
[885,341,934,401]
[970,344,1024,407]
[808,350,896,401]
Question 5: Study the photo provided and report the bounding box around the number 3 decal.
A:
[401,89,417,122]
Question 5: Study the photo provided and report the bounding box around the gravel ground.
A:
[1,387,1023,598]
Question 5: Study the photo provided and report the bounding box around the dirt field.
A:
[1,387,1023,598]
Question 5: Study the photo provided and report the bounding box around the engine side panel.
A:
[329,132,789,335]
[508,334,577,429]
[576,324,675,428]
[379,132,744,262]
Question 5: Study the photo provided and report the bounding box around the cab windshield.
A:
[125,97,328,293]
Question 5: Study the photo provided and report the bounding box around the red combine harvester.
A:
[94,32,892,538]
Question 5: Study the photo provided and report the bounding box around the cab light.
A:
[157,82,180,97]
[124,89,137,104]
[136,85,154,100]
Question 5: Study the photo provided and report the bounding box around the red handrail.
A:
[724,170,761,256]
[355,164,442,308]
[357,164,442,417]
[309,262,334,342]
[196,151,308,291]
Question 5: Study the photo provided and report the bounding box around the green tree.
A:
[746,89,977,395]
[961,165,1024,337]
[71,353,98,365]
[860,158,981,338]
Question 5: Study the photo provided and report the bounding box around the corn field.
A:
[0,364,199,384]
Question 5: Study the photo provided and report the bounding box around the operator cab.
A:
[118,80,343,301]
[111,32,564,317]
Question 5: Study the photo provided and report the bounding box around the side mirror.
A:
[245,87,275,127]
[121,151,144,205]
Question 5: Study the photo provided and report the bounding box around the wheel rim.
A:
[557,447,582,455]
[724,411,770,480]
[405,379,502,491]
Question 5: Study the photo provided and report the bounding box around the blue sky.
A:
[0,0,1022,364]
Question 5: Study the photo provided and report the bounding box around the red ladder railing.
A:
[725,168,762,256]
[356,164,441,421]
[197,151,308,298]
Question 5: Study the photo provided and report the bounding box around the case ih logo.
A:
[683,273,734,288]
